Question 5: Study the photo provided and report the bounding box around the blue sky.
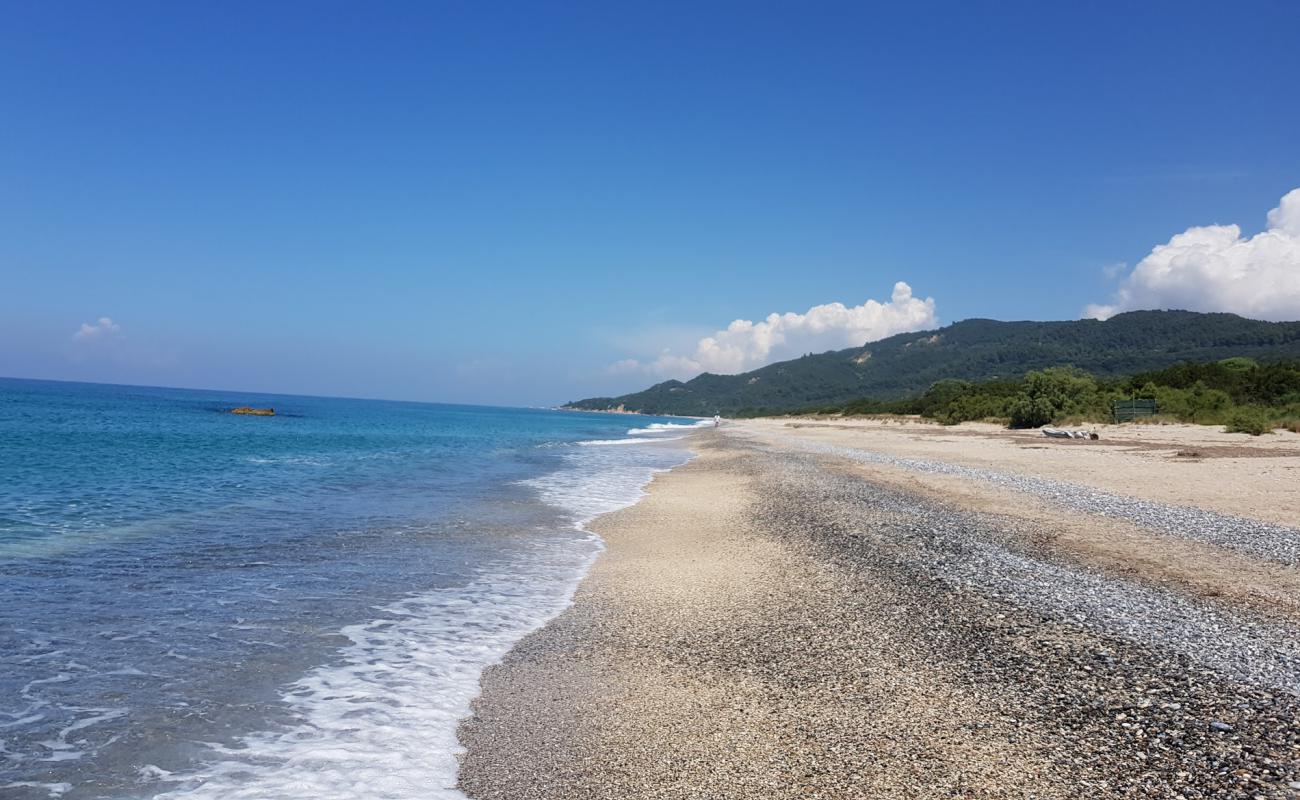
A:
[2,1,1298,405]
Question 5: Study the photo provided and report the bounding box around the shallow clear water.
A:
[0,378,698,799]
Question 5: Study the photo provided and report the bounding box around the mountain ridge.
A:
[565,311,1300,416]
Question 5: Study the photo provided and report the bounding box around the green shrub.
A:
[1218,356,1259,373]
[933,394,1003,425]
[828,359,1300,431]
[1007,395,1056,428]
[1224,409,1273,436]
[1146,381,1232,424]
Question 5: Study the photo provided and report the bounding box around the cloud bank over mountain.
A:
[612,282,937,379]
[1085,188,1300,321]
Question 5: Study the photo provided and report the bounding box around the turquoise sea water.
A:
[0,378,698,799]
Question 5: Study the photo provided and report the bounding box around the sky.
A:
[2,1,1298,406]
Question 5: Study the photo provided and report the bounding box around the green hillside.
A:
[565,311,1300,416]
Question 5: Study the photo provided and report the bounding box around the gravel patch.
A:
[744,440,1300,798]
[759,446,1300,694]
[754,428,1300,566]
[460,433,1300,800]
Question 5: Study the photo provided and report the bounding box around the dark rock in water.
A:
[231,407,275,416]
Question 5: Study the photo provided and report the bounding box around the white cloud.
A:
[614,281,937,379]
[1084,188,1300,321]
[73,317,122,341]
[1100,261,1127,280]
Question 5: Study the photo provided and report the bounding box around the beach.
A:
[458,420,1300,799]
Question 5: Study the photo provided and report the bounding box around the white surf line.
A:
[157,437,697,800]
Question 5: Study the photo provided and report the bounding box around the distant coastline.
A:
[554,404,704,420]
[567,310,1300,417]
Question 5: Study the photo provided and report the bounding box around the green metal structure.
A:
[1112,398,1158,423]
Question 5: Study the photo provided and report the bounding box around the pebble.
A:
[766,432,1300,566]
[461,432,1300,800]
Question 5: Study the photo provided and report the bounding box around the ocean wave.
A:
[577,436,685,446]
[153,553,598,800]
[626,420,711,435]
[244,455,332,467]
[526,433,692,525]
[0,782,71,798]
[153,430,692,800]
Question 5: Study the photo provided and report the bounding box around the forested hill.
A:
[565,311,1300,416]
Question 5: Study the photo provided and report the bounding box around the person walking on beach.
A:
[713,414,720,427]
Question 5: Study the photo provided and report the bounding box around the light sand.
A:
[744,417,1300,527]
[459,442,1072,798]
[819,454,1300,620]
[459,429,1300,799]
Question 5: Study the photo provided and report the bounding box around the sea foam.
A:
[156,425,693,800]
[155,558,596,800]
[577,436,684,446]
[626,420,711,435]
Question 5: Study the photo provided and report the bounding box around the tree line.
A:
[743,358,1300,435]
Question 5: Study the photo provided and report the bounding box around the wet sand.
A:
[458,426,1300,799]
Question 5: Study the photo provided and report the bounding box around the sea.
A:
[0,377,701,799]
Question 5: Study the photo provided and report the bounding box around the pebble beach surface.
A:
[458,428,1300,799]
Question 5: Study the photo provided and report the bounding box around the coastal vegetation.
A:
[567,311,1300,417]
[784,358,1300,434]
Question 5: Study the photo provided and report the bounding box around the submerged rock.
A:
[231,407,275,416]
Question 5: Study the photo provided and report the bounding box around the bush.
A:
[1218,356,1258,373]
[1147,381,1232,424]
[934,394,1004,425]
[830,359,1300,431]
[1224,409,1273,436]
[1007,394,1056,428]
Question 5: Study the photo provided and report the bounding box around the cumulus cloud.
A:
[1084,188,1300,321]
[73,317,122,341]
[614,282,937,379]
[1100,261,1127,280]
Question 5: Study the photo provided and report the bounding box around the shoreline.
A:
[457,425,1300,798]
